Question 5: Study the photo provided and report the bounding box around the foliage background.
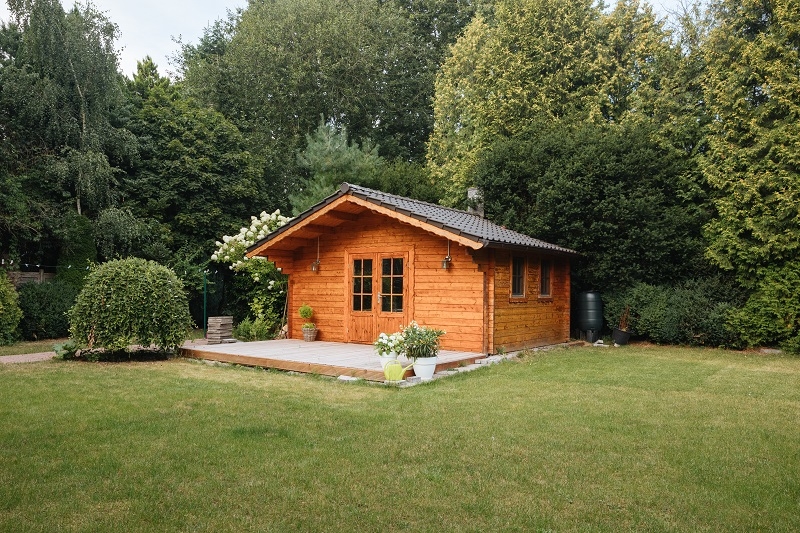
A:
[1,0,798,351]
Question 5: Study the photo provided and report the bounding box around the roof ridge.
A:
[342,182,479,219]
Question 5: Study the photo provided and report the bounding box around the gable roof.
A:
[247,183,578,257]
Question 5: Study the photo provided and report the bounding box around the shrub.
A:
[729,262,800,353]
[233,316,274,341]
[0,271,22,345]
[603,277,743,347]
[68,258,193,353]
[17,280,78,340]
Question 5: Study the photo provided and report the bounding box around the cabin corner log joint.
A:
[246,183,579,354]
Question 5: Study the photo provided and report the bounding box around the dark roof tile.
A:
[247,183,578,256]
[343,184,577,255]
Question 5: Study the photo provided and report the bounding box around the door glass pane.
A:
[380,257,404,313]
[353,259,373,312]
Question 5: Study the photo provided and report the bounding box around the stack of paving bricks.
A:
[206,316,235,344]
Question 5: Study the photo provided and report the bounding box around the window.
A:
[540,260,552,297]
[352,259,373,311]
[511,256,526,297]
[381,257,403,312]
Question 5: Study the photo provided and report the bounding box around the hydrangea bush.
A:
[212,210,292,269]
[212,210,292,339]
[374,332,405,356]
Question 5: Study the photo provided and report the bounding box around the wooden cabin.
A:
[246,184,578,354]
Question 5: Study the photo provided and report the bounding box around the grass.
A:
[0,338,65,357]
[1,345,798,531]
[0,329,206,357]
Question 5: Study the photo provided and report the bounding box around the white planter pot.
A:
[412,356,438,381]
[378,352,398,369]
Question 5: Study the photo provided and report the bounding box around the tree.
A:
[1,2,135,269]
[473,119,707,291]
[124,62,266,257]
[701,0,800,350]
[7,0,128,216]
[427,0,604,205]
[289,122,384,214]
[178,0,435,201]
[702,0,800,285]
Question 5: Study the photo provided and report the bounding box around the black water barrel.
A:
[577,291,603,340]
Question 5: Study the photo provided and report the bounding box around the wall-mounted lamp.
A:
[441,240,452,270]
[310,236,321,272]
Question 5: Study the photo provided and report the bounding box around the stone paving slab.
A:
[0,352,55,364]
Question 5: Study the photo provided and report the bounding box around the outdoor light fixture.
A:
[310,237,321,272]
[441,240,452,270]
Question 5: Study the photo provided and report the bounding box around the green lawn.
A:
[1,346,798,532]
[0,338,65,357]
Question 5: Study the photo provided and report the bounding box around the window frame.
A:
[511,256,526,299]
[539,259,552,298]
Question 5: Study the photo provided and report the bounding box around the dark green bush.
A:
[604,277,743,347]
[18,280,78,340]
[0,271,22,345]
[68,258,193,353]
[56,213,97,291]
[729,262,800,354]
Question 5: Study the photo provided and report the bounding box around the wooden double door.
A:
[346,251,409,344]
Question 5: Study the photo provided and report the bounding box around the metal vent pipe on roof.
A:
[467,187,484,218]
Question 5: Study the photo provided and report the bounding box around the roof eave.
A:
[481,240,580,257]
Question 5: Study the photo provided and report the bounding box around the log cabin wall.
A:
[285,212,486,353]
[491,250,571,352]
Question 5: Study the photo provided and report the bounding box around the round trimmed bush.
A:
[0,271,22,345]
[68,258,193,352]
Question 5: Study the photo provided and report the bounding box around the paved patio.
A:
[180,339,484,381]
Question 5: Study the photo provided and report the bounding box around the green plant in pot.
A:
[612,305,631,346]
[299,303,317,341]
[402,321,445,380]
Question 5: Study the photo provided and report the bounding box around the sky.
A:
[0,0,245,77]
[1,0,688,79]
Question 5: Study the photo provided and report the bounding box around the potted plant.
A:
[612,305,631,346]
[402,321,445,380]
[299,303,317,341]
[374,331,405,369]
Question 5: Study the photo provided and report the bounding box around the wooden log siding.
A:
[490,251,571,352]
[283,213,486,353]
